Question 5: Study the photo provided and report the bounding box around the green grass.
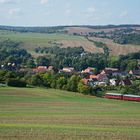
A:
[0,87,140,140]
[0,30,85,53]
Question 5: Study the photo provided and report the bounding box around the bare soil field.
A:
[58,39,104,53]
[89,37,140,56]
[66,26,140,34]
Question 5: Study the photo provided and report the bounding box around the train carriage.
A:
[105,93,140,102]
[105,93,123,100]
[123,95,140,102]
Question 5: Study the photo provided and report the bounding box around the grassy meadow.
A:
[0,87,140,140]
[0,30,100,55]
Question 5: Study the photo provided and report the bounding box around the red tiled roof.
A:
[33,66,48,73]
[90,75,98,79]
[129,70,140,75]
[82,67,95,73]
[81,78,89,85]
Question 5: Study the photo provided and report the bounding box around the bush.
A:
[7,79,27,87]
[78,82,90,95]
[120,86,136,95]
[90,86,104,97]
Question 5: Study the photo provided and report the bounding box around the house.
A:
[33,66,48,73]
[89,75,98,81]
[63,67,75,73]
[117,71,129,77]
[129,70,140,76]
[81,78,95,87]
[97,74,109,84]
[98,82,107,86]
[110,79,118,86]
[81,73,109,87]
[59,67,75,73]
[119,78,132,86]
[101,68,120,76]
[48,66,54,71]
[81,78,89,85]
[82,67,96,74]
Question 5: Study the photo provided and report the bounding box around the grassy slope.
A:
[0,30,102,56]
[0,87,140,140]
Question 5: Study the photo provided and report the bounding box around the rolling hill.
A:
[0,25,140,56]
[0,87,140,140]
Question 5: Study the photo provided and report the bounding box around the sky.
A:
[0,0,140,26]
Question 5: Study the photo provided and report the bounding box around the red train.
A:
[105,93,140,102]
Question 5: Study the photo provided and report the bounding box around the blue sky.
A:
[0,0,140,26]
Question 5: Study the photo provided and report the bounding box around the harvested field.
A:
[58,40,103,53]
[89,37,140,56]
[66,27,140,34]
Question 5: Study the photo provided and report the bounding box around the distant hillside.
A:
[0,30,103,56]
[0,24,140,56]
[1,24,140,33]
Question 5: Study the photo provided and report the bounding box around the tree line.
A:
[1,39,140,72]
[35,46,107,71]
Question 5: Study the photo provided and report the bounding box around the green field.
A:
[0,30,86,53]
[0,87,140,140]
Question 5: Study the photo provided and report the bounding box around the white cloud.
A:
[120,11,128,17]
[0,0,13,4]
[8,8,21,15]
[65,9,71,15]
[0,0,19,4]
[45,11,51,16]
[40,0,48,5]
[86,7,96,13]
[84,7,96,18]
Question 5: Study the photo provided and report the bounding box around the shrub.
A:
[90,86,104,97]
[78,82,90,95]
[7,79,27,87]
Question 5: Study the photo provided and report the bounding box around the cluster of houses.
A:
[30,66,140,87]
[81,67,133,87]
[59,67,140,87]
[1,63,140,87]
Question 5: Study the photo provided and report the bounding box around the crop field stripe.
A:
[0,87,140,140]
[0,124,140,132]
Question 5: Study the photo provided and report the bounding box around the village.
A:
[29,65,140,87]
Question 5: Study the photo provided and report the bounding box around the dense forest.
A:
[0,39,34,69]
[0,25,66,33]
[113,33,140,45]
[35,46,107,71]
